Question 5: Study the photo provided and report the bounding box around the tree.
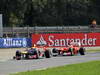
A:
[0,0,100,27]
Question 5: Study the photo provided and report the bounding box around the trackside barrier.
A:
[32,33,100,47]
[0,38,32,48]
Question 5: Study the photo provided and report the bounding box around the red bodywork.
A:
[59,45,80,55]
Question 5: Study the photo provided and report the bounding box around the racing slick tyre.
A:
[32,50,39,59]
[16,56,21,60]
[68,48,74,56]
[44,50,51,58]
[36,50,39,59]
[52,48,58,56]
[15,50,21,60]
[13,56,16,59]
[79,47,85,55]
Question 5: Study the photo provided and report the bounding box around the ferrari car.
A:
[52,44,85,56]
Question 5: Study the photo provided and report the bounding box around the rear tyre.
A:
[79,47,85,55]
[15,50,21,60]
[33,50,39,59]
[36,50,39,59]
[44,50,51,58]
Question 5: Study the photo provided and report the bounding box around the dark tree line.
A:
[0,0,100,27]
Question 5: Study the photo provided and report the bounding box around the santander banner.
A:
[32,33,100,47]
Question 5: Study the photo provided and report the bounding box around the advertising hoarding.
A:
[32,33,100,47]
[0,38,31,48]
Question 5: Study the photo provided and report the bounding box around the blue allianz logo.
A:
[3,38,27,47]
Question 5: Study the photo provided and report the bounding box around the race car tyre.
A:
[16,56,21,60]
[52,48,58,56]
[44,50,51,58]
[16,50,21,57]
[68,48,74,56]
[13,56,16,59]
[52,48,58,53]
[36,50,39,59]
[15,50,21,60]
[79,47,85,55]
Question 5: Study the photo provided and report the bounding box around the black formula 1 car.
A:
[13,47,51,60]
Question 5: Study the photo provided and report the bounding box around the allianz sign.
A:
[3,38,27,47]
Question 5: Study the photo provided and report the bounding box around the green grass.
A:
[87,49,100,53]
[11,60,100,75]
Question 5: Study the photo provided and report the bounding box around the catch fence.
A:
[3,26,100,38]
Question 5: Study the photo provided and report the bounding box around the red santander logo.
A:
[36,35,47,46]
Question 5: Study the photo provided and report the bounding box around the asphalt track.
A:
[0,52,100,75]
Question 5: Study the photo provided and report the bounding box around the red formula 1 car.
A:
[52,44,85,56]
